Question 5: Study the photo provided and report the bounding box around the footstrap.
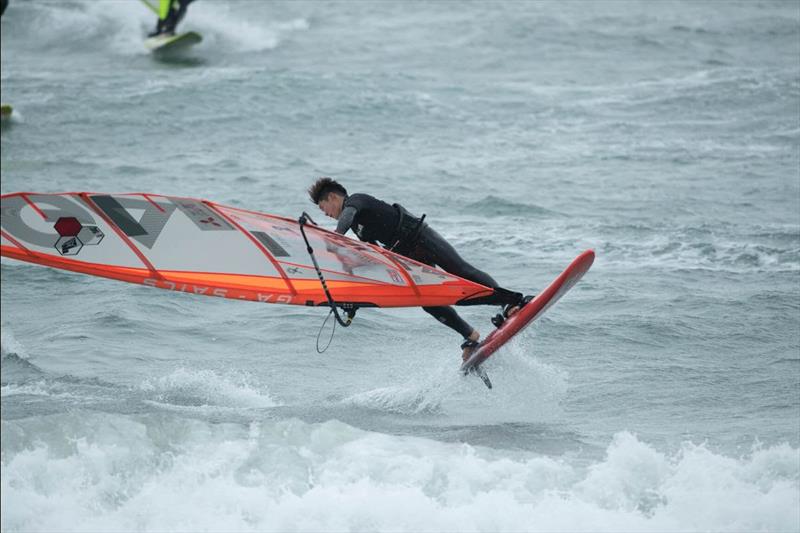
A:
[503,294,535,318]
[460,339,479,349]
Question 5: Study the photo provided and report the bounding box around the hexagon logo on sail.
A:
[53,217,105,256]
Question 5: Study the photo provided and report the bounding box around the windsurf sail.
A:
[1,192,495,309]
[139,0,159,15]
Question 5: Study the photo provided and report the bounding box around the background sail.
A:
[1,192,493,307]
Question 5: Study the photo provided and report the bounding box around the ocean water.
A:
[1,1,799,531]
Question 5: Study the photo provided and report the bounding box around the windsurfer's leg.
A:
[423,306,481,360]
[419,227,498,287]
[162,0,194,35]
[148,0,172,37]
[419,227,521,306]
[172,0,194,30]
[422,306,474,338]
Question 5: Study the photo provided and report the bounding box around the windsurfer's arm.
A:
[335,206,358,235]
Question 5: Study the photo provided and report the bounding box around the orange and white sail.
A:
[1,192,494,308]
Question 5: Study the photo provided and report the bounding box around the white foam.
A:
[340,338,567,422]
[139,366,280,408]
[17,1,148,56]
[0,382,75,399]
[1,416,796,532]
[186,3,288,53]
[1,326,29,360]
[15,1,308,56]
[342,384,445,415]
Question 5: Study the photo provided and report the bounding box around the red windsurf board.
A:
[460,249,595,384]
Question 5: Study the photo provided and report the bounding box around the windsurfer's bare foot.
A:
[461,330,480,362]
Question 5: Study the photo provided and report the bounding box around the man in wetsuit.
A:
[308,177,527,360]
[148,0,195,37]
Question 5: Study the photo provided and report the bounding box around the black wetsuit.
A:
[335,193,520,339]
[164,0,194,34]
[150,0,194,36]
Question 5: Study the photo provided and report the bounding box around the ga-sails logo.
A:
[52,216,104,256]
[1,195,109,256]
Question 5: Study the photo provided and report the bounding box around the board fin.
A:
[461,338,492,388]
[469,365,492,388]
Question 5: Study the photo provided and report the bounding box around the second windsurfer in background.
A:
[148,0,195,37]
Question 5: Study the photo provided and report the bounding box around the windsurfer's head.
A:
[309,177,347,219]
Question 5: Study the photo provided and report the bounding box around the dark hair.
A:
[308,177,348,204]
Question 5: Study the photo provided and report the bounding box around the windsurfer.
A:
[308,177,527,360]
[148,0,195,38]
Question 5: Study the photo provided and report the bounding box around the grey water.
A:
[2,1,799,531]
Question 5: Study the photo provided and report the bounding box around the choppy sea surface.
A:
[2,1,799,531]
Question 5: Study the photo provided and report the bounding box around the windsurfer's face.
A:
[318,193,343,219]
